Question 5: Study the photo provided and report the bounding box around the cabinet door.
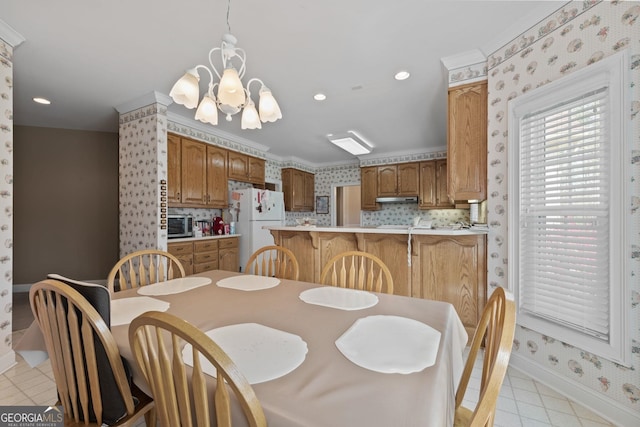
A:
[206,146,228,208]
[397,162,419,196]
[447,81,487,202]
[227,151,248,181]
[435,159,454,207]
[377,165,398,196]
[291,169,306,211]
[411,234,486,339]
[248,156,265,185]
[167,134,182,205]
[360,167,379,211]
[181,139,207,206]
[219,248,239,272]
[168,242,193,275]
[304,172,315,211]
[418,161,437,208]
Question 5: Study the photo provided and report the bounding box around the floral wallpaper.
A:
[0,39,13,360]
[468,0,639,416]
[118,103,168,255]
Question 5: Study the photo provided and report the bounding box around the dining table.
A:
[19,269,469,427]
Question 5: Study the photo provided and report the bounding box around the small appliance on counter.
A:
[168,214,194,238]
[213,216,225,235]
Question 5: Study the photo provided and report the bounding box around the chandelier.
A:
[169,2,281,129]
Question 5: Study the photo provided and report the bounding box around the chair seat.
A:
[453,405,474,427]
[60,384,154,427]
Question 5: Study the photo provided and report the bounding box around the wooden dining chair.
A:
[129,311,267,427]
[107,249,186,292]
[244,245,300,280]
[319,250,394,294]
[29,279,154,427]
[454,286,516,427]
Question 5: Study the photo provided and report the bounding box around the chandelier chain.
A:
[226,0,232,33]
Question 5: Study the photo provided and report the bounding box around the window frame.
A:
[507,51,630,365]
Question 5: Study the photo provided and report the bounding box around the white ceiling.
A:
[1,0,566,166]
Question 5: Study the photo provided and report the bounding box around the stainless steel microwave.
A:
[168,214,194,238]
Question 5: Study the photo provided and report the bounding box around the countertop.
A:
[265,225,488,235]
[167,234,241,243]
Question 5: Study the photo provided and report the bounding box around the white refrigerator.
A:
[232,189,285,272]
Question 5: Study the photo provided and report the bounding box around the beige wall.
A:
[13,126,119,283]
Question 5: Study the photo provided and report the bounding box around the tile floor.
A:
[3,293,617,426]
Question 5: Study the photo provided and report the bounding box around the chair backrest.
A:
[319,251,394,294]
[128,311,267,427]
[107,249,186,292]
[29,279,139,425]
[454,287,516,427]
[244,245,300,280]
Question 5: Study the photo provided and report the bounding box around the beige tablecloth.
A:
[19,270,468,427]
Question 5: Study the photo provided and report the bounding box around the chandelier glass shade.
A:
[169,33,282,129]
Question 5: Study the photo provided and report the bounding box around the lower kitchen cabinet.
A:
[168,236,239,275]
[411,234,486,339]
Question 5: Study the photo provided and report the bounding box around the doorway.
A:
[332,183,361,226]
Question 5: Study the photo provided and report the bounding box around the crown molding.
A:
[0,19,25,48]
[167,111,271,154]
[440,49,486,71]
[115,91,173,113]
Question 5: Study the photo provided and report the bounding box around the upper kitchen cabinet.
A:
[282,168,315,212]
[377,163,419,197]
[167,133,228,209]
[167,133,182,205]
[447,81,487,202]
[205,145,228,208]
[360,166,379,211]
[227,151,265,186]
[419,159,453,209]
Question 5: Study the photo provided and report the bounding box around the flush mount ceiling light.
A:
[327,131,373,156]
[313,93,326,101]
[169,0,281,130]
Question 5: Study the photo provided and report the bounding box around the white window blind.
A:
[519,87,610,340]
[508,51,629,364]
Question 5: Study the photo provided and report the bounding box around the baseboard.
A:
[510,353,639,427]
[0,350,16,375]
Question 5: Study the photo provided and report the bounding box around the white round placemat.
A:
[299,286,378,310]
[335,315,441,374]
[137,277,212,296]
[183,323,308,384]
[111,297,170,326]
[216,275,280,291]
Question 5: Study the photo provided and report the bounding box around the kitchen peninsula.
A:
[268,225,487,337]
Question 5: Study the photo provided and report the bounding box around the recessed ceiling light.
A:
[33,97,51,105]
[394,71,410,81]
[314,93,326,101]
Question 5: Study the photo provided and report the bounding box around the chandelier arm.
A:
[234,47,247,78]
[207,47,223,80]
[245,78,265,97]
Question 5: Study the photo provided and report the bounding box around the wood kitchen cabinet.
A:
[360,166,379,211]
[282,168,315,212]
[227,151,265,186]
[447,81,487,202]
[218,237,239,272]
[167,133,182,205]
[377,163,419,197]
[168,236,239,275]
[166,241,194,276]
[167,134,228,209]
[419,159,454,209]
[411,233,486,339]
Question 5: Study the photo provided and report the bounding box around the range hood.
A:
[375,196,419,203]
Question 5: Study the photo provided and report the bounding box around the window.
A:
[508,51,630,364]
